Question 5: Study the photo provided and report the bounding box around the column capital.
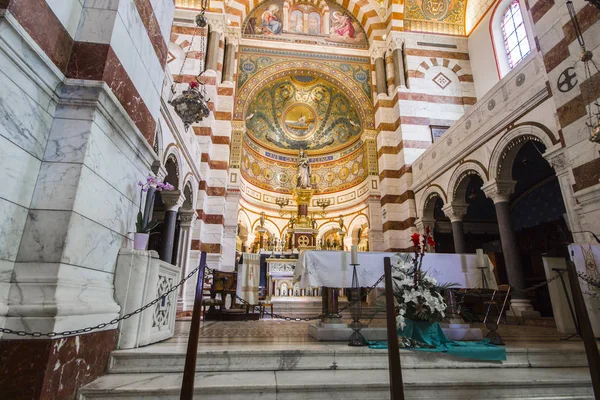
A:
[442,202,468,222]
[370,42,387,60]
[231,120,246,133]
[179,209,198,227]
[161,190,184,211]
[415,218,435,234]
[387,32,404,52]
[482,179,516,204]
[151,161,168,182]
[543,147,570,175]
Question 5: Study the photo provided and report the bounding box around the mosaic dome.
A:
[244,75,363,155]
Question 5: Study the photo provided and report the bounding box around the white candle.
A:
[351,245,358,265]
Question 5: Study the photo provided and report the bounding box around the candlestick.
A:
[351,245,358,265]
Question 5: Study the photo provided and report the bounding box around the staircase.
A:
[79,338,594,399]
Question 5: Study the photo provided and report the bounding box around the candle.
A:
[351,245,358,265]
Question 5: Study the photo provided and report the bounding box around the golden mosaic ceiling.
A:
[244,75,363,155]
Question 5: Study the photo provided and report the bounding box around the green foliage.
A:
[135,210,161,234]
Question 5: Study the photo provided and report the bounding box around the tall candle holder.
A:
[348,263,367,346]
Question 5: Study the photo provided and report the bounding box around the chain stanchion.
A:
[0,261,205,338]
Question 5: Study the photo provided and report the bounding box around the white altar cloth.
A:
[295,250,497,289]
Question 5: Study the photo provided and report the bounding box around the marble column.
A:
[177,209,197,310]
[442,203,468,254]
[205,30,221,72]
[482,180,539,316]
[385,50,395,94]
[392,47,406,89]
[160,190,183,264]
[374,57,387,95]
[222,41,237,83]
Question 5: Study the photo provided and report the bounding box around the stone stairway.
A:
[79,340,594,399]
[269,297,384,319]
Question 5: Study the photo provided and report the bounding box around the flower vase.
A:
[133,233,149,250]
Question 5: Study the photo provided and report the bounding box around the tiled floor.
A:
[170,317,569,345]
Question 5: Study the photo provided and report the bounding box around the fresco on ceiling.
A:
[465,0,495,34]
[243,0,368,48]
[240,140,368,194]
[404,0,466,35]
[245,75,362,154]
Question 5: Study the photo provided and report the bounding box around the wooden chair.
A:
[257,286,274,319]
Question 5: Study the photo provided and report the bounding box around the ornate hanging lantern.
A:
[169,2,211,131]
[566,0,600,143]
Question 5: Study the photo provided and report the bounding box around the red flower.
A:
[410,232,421,246]
[425,225,431,234]
[189,81,199,89]
[427,236,436,247]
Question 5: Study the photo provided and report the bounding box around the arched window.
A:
[500,0,530,69]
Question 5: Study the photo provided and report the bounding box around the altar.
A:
[295,250,498,341]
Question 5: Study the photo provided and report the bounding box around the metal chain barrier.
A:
[236,274,386,321]
[0,263,204,338]
[6,260,598,336]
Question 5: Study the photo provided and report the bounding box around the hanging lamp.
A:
[169,1,211,131]
[566,0,600,143]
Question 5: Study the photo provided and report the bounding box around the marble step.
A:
[78,368,593,399]
[108,342,588,374]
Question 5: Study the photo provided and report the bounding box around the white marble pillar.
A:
[177,209,197,311]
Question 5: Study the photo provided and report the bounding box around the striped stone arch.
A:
[348,213,369,237]
[447,161,488,203]
[225,0,386,41]
[181,174,198,209]
[234,63,375,129]
[489,123,557,181]
[418,184,446,220]
[163,144,184,190]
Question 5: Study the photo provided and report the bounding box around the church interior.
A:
[1,0,600,398]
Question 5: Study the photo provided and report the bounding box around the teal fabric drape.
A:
[369,320,507,361]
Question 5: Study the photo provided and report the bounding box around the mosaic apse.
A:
[404,0,466,35]
[245,75,363,154]
[243,0,368,48]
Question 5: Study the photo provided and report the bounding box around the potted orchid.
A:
[134,176,175,250]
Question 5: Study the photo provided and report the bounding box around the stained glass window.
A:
[501,0,530,69]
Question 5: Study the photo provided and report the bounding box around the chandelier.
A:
[169,2,211,131]
[566,0,600,143]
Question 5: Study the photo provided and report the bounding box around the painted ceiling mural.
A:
[241,139,368,194]
[404,0,467,35]
[242,0,368,48]
[245,75,363,154]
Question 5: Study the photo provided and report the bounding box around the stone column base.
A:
[507,298,541,317]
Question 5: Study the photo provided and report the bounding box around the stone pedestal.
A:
[114,249,180,349]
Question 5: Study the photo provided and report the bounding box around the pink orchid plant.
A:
[136,176,175,233]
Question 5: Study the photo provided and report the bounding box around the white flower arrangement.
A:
[392,229,449,330]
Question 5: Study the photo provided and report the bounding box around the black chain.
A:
[236,274,386,321]
[0,264,205,337]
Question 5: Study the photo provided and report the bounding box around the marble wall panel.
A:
[0,135,41,207]
[112,2,163,116]
[16,210,126,274]
[0,66,54,159]
[0,192,26,257]
[45,0,84,38]
[150,0,175,45]
[75,6,119,44]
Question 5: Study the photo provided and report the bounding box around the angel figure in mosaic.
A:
[261,5,282,35]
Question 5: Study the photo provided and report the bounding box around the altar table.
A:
[295,250,498,290]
